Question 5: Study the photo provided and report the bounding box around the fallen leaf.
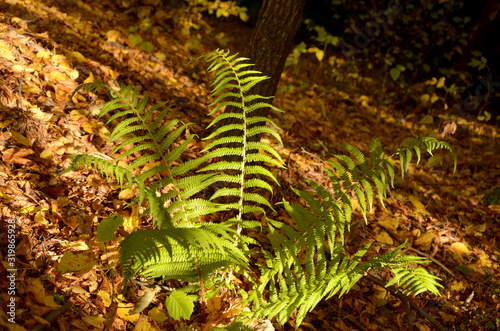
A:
[409,195,430,215]
[0,40,15,61]
[27,278,47,305]
[117,305,140,324]
[375,231,393,245]
[414,231,434,248]
[82,315,105,329]
[106,30,121,42]
[148,307,168,323]
[57,251,96,274]
[450,242,470,255]
[9,131,31,147]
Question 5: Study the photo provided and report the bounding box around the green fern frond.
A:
[254,181,443,326]
[387,267,443,296]
[394,136,457,176]
[195,49,285,223]
[119,224,248,288]
[61,154,136,189]
[69,80,108,102]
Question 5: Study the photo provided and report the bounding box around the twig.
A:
[19,74,24,110]
[406,246,455,278]
[365,274,446,331]
[32,301,72,331]
[405,297,414,331]
[375,222,455,278]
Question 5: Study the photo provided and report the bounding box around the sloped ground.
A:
[0,0,499,330]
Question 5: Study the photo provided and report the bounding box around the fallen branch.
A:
[365,274,446,331]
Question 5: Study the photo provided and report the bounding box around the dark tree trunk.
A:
[244,0,306,107]
[219,0,306,145]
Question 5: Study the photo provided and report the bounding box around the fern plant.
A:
[64,49,457,329]
[248,138,454,326]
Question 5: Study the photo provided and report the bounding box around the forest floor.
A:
[0,0,499,330]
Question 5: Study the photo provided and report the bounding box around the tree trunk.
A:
[244,0,306,107]
[219,0,306,145]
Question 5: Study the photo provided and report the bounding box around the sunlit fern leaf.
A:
[69,81,107,102]
[387,267,443,296]
[254,176,445,326]
[194,49,285,225]
[61,154,136,190]
[119,225,248,290]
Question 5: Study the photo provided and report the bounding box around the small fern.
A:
[394,135,457,176]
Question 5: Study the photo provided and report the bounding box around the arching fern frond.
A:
[252,182,443,326]
[325,137,456,225]
[61,154,137,190]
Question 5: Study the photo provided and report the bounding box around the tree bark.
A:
[219,0,306,145]
[244,0,306,107]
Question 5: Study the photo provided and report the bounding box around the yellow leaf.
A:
[0,190,13,203]
[29,63,42,71]
[420,94,430,103]
[119,188,137,200]
[98,126,110,139]
[106,30,121,42]
[377,218,400,231]
[49,71,68,81]
[239,12,249,22]
[315,49,324,62]
[375,231,393,245]
[123,205,139,232]
[82,122,100,135]
[43,295,60,308]
[57,251,96,274]
[414,231,434,248]
[67,51,85,63]
[449,280,466,292]
[40,149,53,160]
[34,212,49,226]
[148,307,168,322]
[436,77,446,88]
[66,69,79,80]
[409,195,429,215]
[56,196,72,207]
[117,305,140,324]
[430,94,439,104]
[82,315,105,328]
[36,50,51,59]
[83,72,94,84]
[450,242,470,255]
[9,130,31,147]
[27,278,47,304]
[98,290,112,307]
[135,318,157,331]
[52,55,71,69]
[21,85,41,94]
[59,240,89,251]
[477,250,492,268]
[0,40,15,61]
[466,223,487,235]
